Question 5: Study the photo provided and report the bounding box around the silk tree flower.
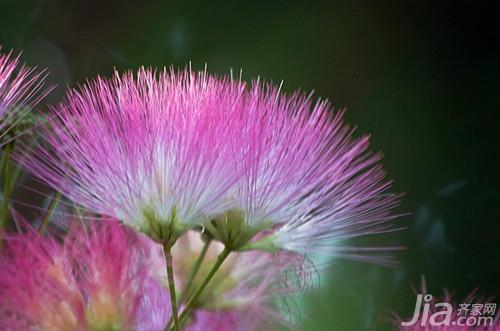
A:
[170,231,307,330]
[184,310,285,331]
[19,68,244,244]
[0,225,83,331]
[20,66,401,260]
[207,84,402,258]
[0,48,50,144]
[0,220,169,331]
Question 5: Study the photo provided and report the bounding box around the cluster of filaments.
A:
[22,68,400,255]
[0,48,401,331]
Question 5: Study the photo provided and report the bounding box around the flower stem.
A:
[181,238,211,303]
[163,243,180,331]
[175,246,231,328]
[1,144,13,238]
[39,191,62,235]
[165,237,212,329]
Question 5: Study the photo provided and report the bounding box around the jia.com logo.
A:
[402,294,497,327]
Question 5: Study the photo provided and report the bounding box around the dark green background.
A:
[1,1,498,330]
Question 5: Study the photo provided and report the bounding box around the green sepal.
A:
[237,234,279,253]
[203,209,273,251]
[140,206,190,247]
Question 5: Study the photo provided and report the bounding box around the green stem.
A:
[165,237,212,329]
[174,246,231,329]
[181,238,211,303]
[0,151,6,178]
[164,243,180,331]
[39,191,62,235]
[1,144,13,235]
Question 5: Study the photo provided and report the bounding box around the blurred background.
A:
[1,1,499,330]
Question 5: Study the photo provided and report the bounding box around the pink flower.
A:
[20,67,401,262]
[0,48,50,143]
[0,220,170,331]
[0,224,84,331]
[19,68,243,243]
[172,231,307,330]
[209,83,402,260]
[184,310,240,331]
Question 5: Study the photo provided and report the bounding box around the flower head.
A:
[0,220,169,331]
[0,224,84,331]
[20,68,242,244]
[207,83,402,258]
[0,48,50,144]
[21,67,401,262]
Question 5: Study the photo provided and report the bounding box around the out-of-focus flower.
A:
[171,231,307,330]
[0,48,51,144]
[0,220,169,331]
[0,224,84,331]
